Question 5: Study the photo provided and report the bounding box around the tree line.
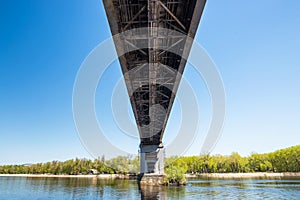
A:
[0,145,299,175]
[167,145,300,174]
[0,156,139,175]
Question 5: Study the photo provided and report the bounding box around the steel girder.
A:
[103,0,206,145]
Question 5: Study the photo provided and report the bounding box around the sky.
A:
[0,0,300,165]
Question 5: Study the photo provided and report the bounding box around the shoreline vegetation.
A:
[1,145,299,181]
[1,172,300,179]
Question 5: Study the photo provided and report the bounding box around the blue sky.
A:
[0,0,300,165]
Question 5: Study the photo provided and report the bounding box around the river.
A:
[0,176,299,199]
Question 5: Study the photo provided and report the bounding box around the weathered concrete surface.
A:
[138,173,165,186]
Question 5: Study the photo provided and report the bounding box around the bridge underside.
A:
[103,0,206,174]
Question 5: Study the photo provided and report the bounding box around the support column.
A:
[139,144,164,175]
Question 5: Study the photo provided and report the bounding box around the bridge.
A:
[103,0,206,177]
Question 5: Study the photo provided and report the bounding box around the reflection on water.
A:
[139,185,164,200]
[139,184,185,200]
[0,177,299,199]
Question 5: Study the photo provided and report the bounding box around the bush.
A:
[164,165,186,185]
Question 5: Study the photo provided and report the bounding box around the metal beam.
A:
[123,5,146,31]
[158,1,186,31]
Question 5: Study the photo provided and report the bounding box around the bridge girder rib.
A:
[103,0,206,145]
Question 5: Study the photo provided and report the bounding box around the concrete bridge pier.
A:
[138,144,165,186]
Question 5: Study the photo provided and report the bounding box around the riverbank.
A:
[0,174,131,179]
[1,172,300,179]
[188,172,300,179]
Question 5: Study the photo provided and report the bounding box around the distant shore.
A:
[188,172,300,179]
[0,174,130,179]
[1,172,300,179]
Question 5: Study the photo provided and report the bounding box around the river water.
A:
[0,176,299,199]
